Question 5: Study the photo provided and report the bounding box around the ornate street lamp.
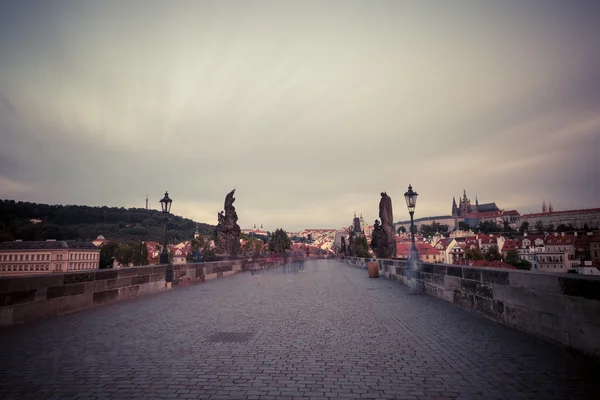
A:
[159,191,173,283]
[404,184,419,260]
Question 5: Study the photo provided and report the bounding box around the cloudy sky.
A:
[1,1,599,231]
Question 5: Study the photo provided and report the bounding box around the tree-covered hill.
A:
[0,199,215,244]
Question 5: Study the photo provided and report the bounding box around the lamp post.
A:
[159,191,173,284]
[404,184,418,260]
[404,184,421,293]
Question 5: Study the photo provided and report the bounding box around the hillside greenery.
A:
[0,199,214,244]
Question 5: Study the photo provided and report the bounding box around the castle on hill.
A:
[451,190,499,218]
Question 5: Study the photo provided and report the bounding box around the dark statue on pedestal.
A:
[347,225,357,257]
[215,189,241,257]
[370,192,396,258]
[340,236,347,255]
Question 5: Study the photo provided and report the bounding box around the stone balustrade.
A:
[0,257,285,326]
[344,257,600,357]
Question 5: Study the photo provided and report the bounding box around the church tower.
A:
[194,224,200,239]
[452,196,458,217]
[475,195,479,216]
[542,201,548,213]
[548,201,553,213]
[460,189,471,217]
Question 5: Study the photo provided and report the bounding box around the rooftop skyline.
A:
[1,1,599,231]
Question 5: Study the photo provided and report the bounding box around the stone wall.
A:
[344,257,600,357]
[0,258,284,327]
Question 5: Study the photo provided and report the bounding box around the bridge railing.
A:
[343,256,600,357]
[0,257,287,327]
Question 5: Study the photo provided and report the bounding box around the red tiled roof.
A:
[503,210,520,216]
[545,236,574,246]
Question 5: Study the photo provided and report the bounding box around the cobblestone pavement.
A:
[1,260,599,400]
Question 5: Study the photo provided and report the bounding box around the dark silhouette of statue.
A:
[215,189,241,257]
[347,225,357,257]
[371,192,396,258]
[340,236,347,255]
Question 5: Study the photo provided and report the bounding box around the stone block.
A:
[475,283,493,299]
[58,293,93,314]
[432,265,447,275]
[453,290,474,309]
[95,269,118,280]
[463,268,481,281]
[508,271,559,293]
[118,285,140,299]
[63,272,95,284]
[558,276,600,301]
[481,270,509,285]
[138,281,164,295]
[569,321,600,356]
[149,273,164,283]
[461,279,478,293]
[12,299,58,324]
[421,264,433,273]
[431,272,445,286]
[205,273,217,281]
[152,265,166,274]
[566,297,600,326]
[443,275,461,291]
[131,275,150,286]
[447,266,463,278]
[94,280,107,292]
[47,283,85,299]
[474,295,495,318]
[106,277,131,290]
[0,289,36,306]
[117,267,139,278]
[93,289,119,304]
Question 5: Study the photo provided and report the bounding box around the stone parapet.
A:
[343,257,600,357]
[0,257,285,326]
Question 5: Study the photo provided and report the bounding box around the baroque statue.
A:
[214,189,241,257]
[371,192,396,258]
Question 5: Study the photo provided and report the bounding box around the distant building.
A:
[92,235,106,247]
[0,240,100,276]
[520,207,600,230]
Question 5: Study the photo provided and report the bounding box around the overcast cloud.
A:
[1,1,599,231]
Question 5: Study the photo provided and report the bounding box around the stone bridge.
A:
[1,259,599,399]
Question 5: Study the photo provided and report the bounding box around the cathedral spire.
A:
[548,201,553,213]
[542,200,547,213]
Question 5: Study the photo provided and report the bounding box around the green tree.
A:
[485,245,502,261]
[479,221,501,234]
[534,220,545,234]
[465,247,484,260]
[504,249,520,267]
[130,241,149,266]
[556,224,568,233]
[268,228,291,254]
[99,241,119,268]
[355,235,370,258]
[503,221,515,233]
[458,221,470,231]
[397,226,406,234]
[114,244,134,266]
[516,259,532,270]
[519,221,529,234]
